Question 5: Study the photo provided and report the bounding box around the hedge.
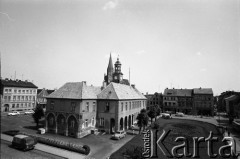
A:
[16,132,90,155]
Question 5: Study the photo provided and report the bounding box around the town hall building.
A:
[45,54,146,138]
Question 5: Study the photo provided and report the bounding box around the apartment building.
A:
[0,78,38,112]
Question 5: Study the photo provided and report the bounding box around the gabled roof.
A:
[163,89,192,97]
[1,79,38,88]
[193,88,213,94]
[98,82,146,100]
[47,82,101,99]
[37,89,55,98]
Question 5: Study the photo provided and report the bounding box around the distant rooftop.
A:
[98,82,146,100]
[193,88,213,94]
[163,88,192,97]
[47,81,101,99]
[1,78,38,88]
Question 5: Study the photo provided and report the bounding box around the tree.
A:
[155,105,161,116]
[148,106,157,123]
[137,108,149,133]
[122,146,144,159]
[32,106,44,129]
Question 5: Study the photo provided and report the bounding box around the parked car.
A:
[12,134,36,151]
[8,111,20,116]
[175,112,184,117]
[38,128,46,134]
[111,130,126,140]
[24,110,34,115]
[161,113,172,119]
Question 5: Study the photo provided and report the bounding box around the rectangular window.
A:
[85,119,88,128]
[105,102,110,112]
[14,89,17,93]
[30,90,32,94]
[8,96,11,101]
[25,103,27,107]
[12,104,15,108]
[100,118,104,126]
[50,101,55,110]
[13,96,16,101]
[26,90,29,93]
[26,96,28,101]
[33,96,35,101]
[21,96,24,101]
[29,96,32,100]
[9,89,12,92]
[22,90,25,93]
[16,104,19,108]
[71,102,76,112]
[129,102,131,110]
[4,89,8,93]
[125,102,128,110]
[21,103,23,108]
[86,102,89,112]
[121,102,123,111]
[93,102,96,111]
[18,90,21,93]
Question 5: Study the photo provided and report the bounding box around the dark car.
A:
[12,134,36,151]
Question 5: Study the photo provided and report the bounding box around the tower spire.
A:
[107,53,113,71]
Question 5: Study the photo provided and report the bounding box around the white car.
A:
[111,131,126,140]
[175,112,184,117]
[8,111,20,116]
[161,113,172,119]
[24,110,35,115]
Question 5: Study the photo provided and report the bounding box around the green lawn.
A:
[110,118,236,159]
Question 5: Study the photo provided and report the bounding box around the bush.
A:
[83,145,90,155]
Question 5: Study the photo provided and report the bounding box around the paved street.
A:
[1,113,134,159]
[1,139,65,159]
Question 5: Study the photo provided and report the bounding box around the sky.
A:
[0,0,239,95]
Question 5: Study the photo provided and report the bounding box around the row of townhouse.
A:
[45,81,147,138]
[162,88,214,115]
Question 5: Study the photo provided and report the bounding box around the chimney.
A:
[131,84,135,89]
[82,81,87,85]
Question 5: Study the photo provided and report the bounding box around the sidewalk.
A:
[173,115,240,158]
[1,133,86,159]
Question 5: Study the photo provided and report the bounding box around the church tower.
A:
[112,56,123,83]
[104,53,114,85]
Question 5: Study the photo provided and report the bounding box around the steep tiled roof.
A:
[98,82,146,100]
[47,82,101,99]
[193,88,213,94]
[163,89,192,97]
[37,89,55,98]
[1,79,37,88]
